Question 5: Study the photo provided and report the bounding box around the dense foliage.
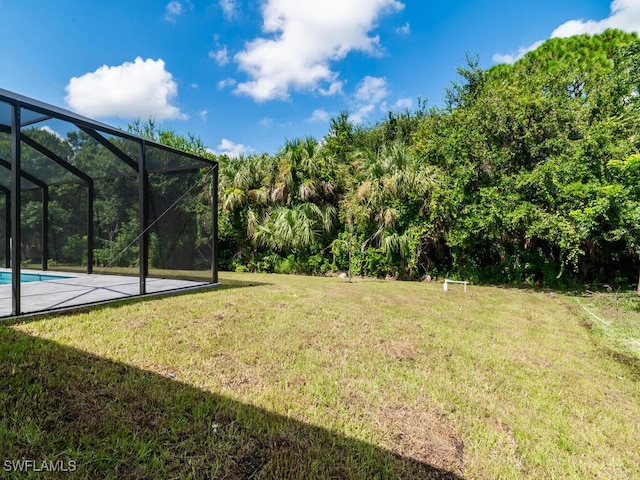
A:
[3,29,638,289]
[217,29,640,288]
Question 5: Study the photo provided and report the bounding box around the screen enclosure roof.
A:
[0,87,215,190]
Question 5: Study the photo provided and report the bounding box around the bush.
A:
[60,234,87,265]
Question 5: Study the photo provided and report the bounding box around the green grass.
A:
[2,272,640,479]
[577,292,640,362]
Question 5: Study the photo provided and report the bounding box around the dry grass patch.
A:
[377,403,464,475]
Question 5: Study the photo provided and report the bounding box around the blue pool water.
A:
[0,271,71,284]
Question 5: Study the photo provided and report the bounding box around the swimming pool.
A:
[0,271,72,284]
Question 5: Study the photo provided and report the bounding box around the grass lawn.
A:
[1,271,639,479]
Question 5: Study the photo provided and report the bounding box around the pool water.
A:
[0,271,72,284]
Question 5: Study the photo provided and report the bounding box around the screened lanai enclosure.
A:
[0,88,218,317]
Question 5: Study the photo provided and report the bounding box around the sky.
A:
[1,0,639,157]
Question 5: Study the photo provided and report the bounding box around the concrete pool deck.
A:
[0,269,214,318]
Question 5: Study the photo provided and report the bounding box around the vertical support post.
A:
[138,141,148,295]
[348,240,352,283]
[211,164,218,284]
[87,182,94,274]
[5,193,10,268]
[11,103,21,316]
[42,186,49,271]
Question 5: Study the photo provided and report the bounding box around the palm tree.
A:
[215,136,345,270]
[252,203,336,253]
[215,153,277,264]
[271,137,322,205]
[342,142,436,276]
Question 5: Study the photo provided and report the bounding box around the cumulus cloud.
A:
[307,108,331,123]
[355,76,388,104]
[217,78,237,89]
[396,22,410,35]
[492,40,544,64]
[260,117,274,127]
[552,0,640,37]
[349,76,389,123]
[318,81,344,97]
[349,104,376,124]
[219,0,237,20]
[211,138,254,158]
[233,0,404,102]
[209,47,230,66]
[165,1,182,22]
[393,97,413,109]
[65,57,186,120]
[493,0,640,64]
[165,1,192,23]
[379,96,414,113]
[38,126,67,142]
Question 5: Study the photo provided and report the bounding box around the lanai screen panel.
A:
[0,89,218,318]
[147,170,210,271]
[0,132,40,190]
[146,144,213,272]
[21,117,136,180]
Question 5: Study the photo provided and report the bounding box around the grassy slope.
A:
[577,292,640,362]
[2,272,639,479]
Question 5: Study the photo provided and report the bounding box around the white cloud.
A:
[493,0,640,64]
[492,53,515,65]
[217,78,237,89]
[198,110,208,121]
[211,138,254,158]
[393,97,413,109]
[379,96,413,113]
[209,47,230,66]
[65,57,186,120]
[38,126,67,142]
[349,76,389,123]
[492,41,544,64]
[355,75,388,104]
[260,117,274,127]
[318,81,344,97]
[307,108,331,123]
[349,104,376,124]
[396,22,410,35]
[219,0,237,20]
[233,0,404,102]
[165,1,192,23]
[552,0,640,37]
[165,1,182,22]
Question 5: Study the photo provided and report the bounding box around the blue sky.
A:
[1,0,637,156]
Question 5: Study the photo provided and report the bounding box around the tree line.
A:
[215,29,640,288]
[3,29,639,289]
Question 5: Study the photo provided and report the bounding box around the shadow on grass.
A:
[0,327,463,479]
